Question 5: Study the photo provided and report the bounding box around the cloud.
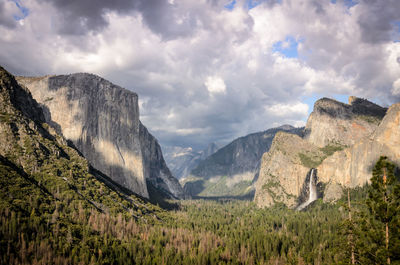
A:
[205,76,227,95]
[1,0,400,150]
[392,79,400,96]
[356,0,400,44]
[0,0,19,28]
[266,102,309,118]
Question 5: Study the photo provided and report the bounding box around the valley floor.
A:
[2,190,362,264]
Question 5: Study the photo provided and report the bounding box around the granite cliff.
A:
[254,97,389,208]
[317,102,400,188]
[183,125,302,198]
[304,97,386,147]
[17,73,185,200]
[0,65,159,218]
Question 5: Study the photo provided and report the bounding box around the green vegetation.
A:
[357,114,381,124]
[340,156,400,264]
[197,176,253,197]
[320,144,344,157]
[184,175,254,198]
[298,152,324,168]
[299,144,344,168]
[2,153,400,264]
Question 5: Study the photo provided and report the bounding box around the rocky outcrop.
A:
[254,132,322,208]
[304,97,386,147]
[255,97,390,208]
[17,73,184,199]
[139,122,185,199]
[323,182,343,203]
[317,103,400,188]
[184,125,302,198]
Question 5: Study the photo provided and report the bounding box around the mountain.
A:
[317,102,400,188]
[183,125,303,198]
[0,66,164,262]
[254,97,390,208]
[162,143,219,180]
[17,74,185,200]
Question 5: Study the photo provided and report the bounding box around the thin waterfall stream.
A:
[297,168,317,211]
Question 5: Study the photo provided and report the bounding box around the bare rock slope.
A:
[17,74,185,200]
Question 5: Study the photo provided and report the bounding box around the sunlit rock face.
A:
[317,103,400,188]
[255,96,392,208]
[304,97,386,148]
[17,74,184,199]
[254,132,321,209]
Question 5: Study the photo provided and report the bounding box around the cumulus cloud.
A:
[1,0,400,149]
[205,76,227,95]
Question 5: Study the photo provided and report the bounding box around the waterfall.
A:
[297,168,317,211]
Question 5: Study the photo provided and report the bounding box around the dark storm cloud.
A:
[39,0,137,34]
[136,0,199,39]
[358,0,400,43]
[0,1,17,28]
[40,0,202,38]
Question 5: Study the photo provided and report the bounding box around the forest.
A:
[1,156,399,264]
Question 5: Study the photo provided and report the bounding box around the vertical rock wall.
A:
[17,74,185,199]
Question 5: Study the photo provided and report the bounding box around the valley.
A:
[0,65,399,264]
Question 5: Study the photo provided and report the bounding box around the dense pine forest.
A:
[1,157,399,265]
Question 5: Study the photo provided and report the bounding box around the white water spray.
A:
[297,169,317,211]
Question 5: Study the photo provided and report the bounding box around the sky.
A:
[1,0,400,150]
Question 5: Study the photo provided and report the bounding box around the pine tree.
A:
[359,156,400,264]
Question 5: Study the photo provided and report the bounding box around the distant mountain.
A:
[254,97,393,208]
[163,143,219,179]
[183,125,303,198]
[17,73,185,200]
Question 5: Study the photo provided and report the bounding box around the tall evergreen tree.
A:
[358,156,400,264]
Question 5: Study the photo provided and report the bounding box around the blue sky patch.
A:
[391,21,400,42]
[224,0,236,10]
[302,93,349,117]
[330,0,358,8]
[272,36,300,58]
[225,0,281,11]
[12,0,29,20]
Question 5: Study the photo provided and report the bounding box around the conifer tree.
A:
[359,156,400,264]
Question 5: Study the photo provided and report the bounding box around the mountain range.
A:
[3,63,399,210]
[182,125,303,198]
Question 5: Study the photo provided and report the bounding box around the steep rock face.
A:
[255,97,388,208]
[184,125,302,197]
[317,103,400,188]
[17,74,184,199]
[0,65,161,226]
[304,97,386,147]
[139,122,185,199]
[254,132,322,208]
[163,143,219,180]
